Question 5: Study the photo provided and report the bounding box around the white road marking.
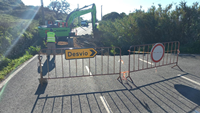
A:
[139,58,154,65]
[178,74,200,86]
[84,41,89,44]
[100,96,113,113]
[85,66,92,76]
[0,55,38,89]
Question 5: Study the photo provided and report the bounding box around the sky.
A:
[21,0,199,20]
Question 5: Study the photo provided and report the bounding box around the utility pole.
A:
[41,0,45,25]
[101,5,102,20]
[77,4,80,25]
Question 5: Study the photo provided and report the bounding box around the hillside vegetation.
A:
[0,0,73,81]
[98,2,200,54]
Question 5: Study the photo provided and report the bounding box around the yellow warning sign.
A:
[65,48,97,59]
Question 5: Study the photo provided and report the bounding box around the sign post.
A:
[65,48,97,60]
[150,43,165,63]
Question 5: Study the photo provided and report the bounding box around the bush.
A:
[98,2,200,54]
[0,51,32,81]
[102,12,122,21]
[28,46,41,55]
[0,56,11,70]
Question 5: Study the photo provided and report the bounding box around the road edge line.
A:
[0,55,38,89]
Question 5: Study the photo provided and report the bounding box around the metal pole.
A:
[78,4,80,25]
[101,5,102,20]
[41,0,45,25]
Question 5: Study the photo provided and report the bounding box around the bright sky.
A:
[22,0,199,20]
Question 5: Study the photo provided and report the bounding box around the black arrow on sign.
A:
[90,49,96,56]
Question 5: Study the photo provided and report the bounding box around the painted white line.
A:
[84,41,89,44]
[85,66,92,76]
[178,74,200,86]
[139,58,154,65]
[0,55,38,89]
[100,96,113,113]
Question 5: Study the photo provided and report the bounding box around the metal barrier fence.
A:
[127,41,181,81]
[38,41,181,84]
[38,47,122,83]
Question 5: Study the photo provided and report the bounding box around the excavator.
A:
[38,3,97,47]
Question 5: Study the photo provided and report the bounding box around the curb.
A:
[0,55,38,89]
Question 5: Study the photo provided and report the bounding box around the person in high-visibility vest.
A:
[45,28,58,59]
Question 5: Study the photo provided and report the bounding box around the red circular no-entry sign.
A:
[150,43,165,63]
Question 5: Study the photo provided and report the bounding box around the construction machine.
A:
[38,3,97,47]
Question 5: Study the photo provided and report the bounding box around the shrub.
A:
[98,2,200,54]
[0,56,11,70]
[28,46,41,55]
[102,12,122,21]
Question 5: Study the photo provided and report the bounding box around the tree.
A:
[102,12,122,21]
[120,12,126,18]
[48,0,71,19]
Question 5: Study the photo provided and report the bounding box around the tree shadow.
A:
[175,84,200,106]
[38,57,55,76]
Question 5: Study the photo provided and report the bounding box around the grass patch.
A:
[0,51,32,81]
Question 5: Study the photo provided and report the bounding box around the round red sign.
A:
[150,43,165,63]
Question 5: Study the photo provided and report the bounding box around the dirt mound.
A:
[73,34,103,48]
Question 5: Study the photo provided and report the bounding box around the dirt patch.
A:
[57,41,68,45]
[73,34,103,48]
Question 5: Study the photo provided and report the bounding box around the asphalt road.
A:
[0,25,200,113]
[75,23,93,36]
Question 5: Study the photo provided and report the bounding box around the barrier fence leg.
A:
[127,72,133,83]
[38,54,47,86]
[128,50,133,83]
[117,72,122,82]
[171,44,183,71]
[171,63,183,71]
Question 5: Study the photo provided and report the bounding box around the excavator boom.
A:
[66,3,96,31]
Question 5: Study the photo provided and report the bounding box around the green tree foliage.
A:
[99,2,200,54]
[102,12,122,21]
[120,12,127,18]
[48,0,70,19]
[0,0,24,10]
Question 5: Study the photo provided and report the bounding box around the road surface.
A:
[0,24,200,113]
[75,23,94,36]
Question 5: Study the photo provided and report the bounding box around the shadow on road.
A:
[38,57,55,76]
[31,82,48,113]
[175,84,200,105]
[30,73,200,113]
